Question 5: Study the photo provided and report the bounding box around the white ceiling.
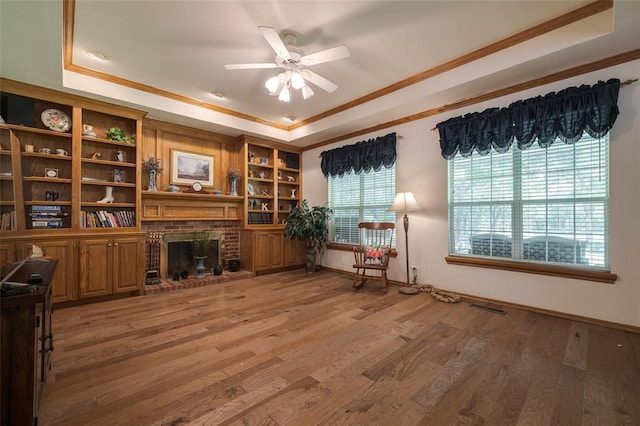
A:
[1,1,638,148]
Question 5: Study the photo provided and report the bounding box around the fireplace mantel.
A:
[142,191,244,221]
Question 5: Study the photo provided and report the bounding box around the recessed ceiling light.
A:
[285,115,297,122]
[211,92,225,99]
[85,50,107,61]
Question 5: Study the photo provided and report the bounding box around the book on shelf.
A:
[81,210,135,228]
[32,218,63,228]
[248,212,273,224]
[1,211,16,231]
[32,204,62,211]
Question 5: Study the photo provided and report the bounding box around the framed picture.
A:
[44,168,59,178]
[170,149,214,187]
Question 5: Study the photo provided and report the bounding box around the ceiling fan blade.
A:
[224,63,279,70]
[300,45,350,66]
[258,26,291,61]
[301,69,338,93]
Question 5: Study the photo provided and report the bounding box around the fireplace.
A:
[162,231,224,277]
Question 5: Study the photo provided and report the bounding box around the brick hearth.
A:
[144,269,253,295]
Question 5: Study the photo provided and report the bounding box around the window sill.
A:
[445,255,617,284]
[327,242,398,257]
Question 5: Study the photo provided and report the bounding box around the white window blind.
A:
[329,166,396,245]
[448,134,609,268]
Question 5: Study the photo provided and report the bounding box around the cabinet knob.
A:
[114,242,118,247]
[108,243,112,247]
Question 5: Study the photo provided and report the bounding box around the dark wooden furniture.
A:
[352,222,395,293]
[1,258,57,426]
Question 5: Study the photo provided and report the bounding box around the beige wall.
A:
[302,60,640,327]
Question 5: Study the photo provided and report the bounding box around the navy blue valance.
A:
[321,132,397,178]
[437,78,621,159]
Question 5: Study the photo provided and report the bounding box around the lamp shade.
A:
[265,76,280,94]
[388,192,423,214]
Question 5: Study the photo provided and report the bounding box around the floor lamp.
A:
[388,192,424,287]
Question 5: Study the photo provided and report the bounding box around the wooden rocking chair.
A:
[352,222,395,293]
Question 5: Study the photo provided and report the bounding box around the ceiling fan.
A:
[224,27,351,102]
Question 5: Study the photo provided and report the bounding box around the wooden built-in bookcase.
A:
[0,78,146,303]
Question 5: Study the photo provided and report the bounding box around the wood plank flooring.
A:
[39,270,640,425]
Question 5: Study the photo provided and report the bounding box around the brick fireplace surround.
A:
[142,220,252,294]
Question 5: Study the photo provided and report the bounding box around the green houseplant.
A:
[191,232,211,278]
[284,200,333,273]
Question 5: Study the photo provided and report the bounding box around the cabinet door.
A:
[254,232,273,271]
[0,241,17,266]
[29,239,76,302]
[78,238,112,298]
[254,232,284,271]
[112,236,143,293]
[284,238,306,267]
[270,232,284,269]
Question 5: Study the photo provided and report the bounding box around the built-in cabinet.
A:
[238,136,305,273]
[5,234,145,304]
[241,136,301,227]
[79,236,144,297]
[0,78,143,234]
[240,229,305,274]
[0,78,146,304]
[0,79,311,288]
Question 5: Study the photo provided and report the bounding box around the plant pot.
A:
[194,256,207,278]
[228,259,240,272]
[305,247,316,273]
[213,264,223,275]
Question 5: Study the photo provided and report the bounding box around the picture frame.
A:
[170,149,214,187]
[44,168,59,178]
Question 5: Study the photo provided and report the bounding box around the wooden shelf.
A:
[22,152,73,160]
[142,190,244,202]
[0,81,144,235]
[25,200,72,206]
[81,135,137,147]
[81,202,136,208]
[23,177,73,184]
[242,137,301,227]
[0,123,72,138]
[81,158,136,168]
[81,181,136,188]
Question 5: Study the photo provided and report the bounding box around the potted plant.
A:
[191,232,211,278]
[106,127,136,144]
[284,200,333,273]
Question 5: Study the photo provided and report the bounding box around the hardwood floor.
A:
[39,270,640,425]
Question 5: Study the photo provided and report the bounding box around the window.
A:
[329,166,396,246]
[448,134,609,268]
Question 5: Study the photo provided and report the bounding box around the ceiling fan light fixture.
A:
[241,26,350,102]
[301,85,314,100]
[291,71,305,90]
[278,85,291,102]
[265,76,280,94]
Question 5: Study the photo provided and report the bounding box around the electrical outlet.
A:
[411,263,418,271]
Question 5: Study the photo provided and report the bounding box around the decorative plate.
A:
[41,109,71,132]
